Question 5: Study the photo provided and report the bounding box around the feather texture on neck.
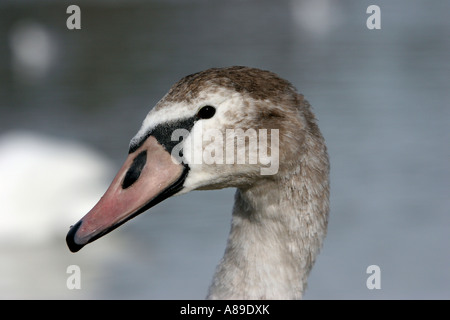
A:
[207,105,330,299]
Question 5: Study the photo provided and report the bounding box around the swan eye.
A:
[197,105,216,119]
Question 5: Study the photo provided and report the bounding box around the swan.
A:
[66,66,330,299]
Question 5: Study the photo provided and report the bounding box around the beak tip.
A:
[66,220,85,253]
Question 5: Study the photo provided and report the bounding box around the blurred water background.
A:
[0,0,449,299]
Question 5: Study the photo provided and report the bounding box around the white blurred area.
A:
[9,20,58,84]
[290,0,342,38]
[0,131,113,245]
[0,131,124,299]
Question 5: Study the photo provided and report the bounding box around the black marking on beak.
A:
[122,151,147,189]
[66,220,83,253]
[129,117,197,154]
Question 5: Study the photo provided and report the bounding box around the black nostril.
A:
[122,151,147,189]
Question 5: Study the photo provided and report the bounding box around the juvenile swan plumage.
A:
[66,66,330,299]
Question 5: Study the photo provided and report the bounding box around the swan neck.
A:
[207,172,328,299]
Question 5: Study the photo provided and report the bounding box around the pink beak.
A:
[66,136,187,252]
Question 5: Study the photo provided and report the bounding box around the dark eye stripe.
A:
[129,116,197,154]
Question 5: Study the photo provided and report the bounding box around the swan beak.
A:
[66,136,187,252]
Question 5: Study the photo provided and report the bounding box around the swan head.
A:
[67,66,327,252]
